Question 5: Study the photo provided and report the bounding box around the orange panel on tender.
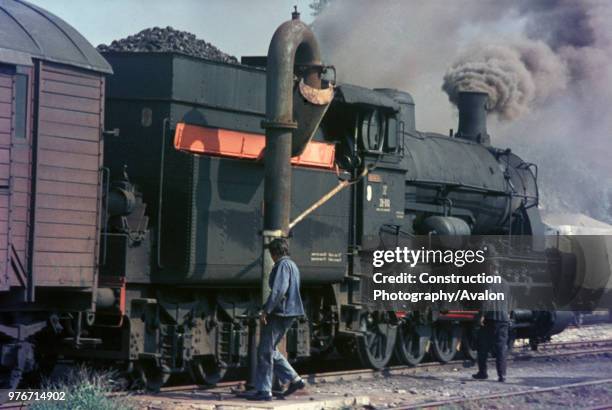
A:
[174,123,335,170]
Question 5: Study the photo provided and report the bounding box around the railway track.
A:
[393,378,612,410]
[158,337,612,394]
[524,338,612,353]
[2,338,611,408]
[0,405,22,410]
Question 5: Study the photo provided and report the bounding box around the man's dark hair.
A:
[269,238,290,258]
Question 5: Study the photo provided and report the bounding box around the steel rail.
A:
[5,340,611,408]
[155,342,612,394]
[392,378,612,410]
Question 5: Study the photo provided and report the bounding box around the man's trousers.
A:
[255,315,299,393]
[477,320,509,378]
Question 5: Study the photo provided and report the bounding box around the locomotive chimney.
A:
[455,91,490,145]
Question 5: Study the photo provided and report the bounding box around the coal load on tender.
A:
[97,26,238,63]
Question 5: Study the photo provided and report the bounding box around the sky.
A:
[27,0,315,58]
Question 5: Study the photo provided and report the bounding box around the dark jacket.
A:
[480,280,510,322]
[263,256,305,317]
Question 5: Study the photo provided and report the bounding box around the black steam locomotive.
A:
[0,1,573,390]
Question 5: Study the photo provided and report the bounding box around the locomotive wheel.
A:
[460,324,478,361]
[394,323,429,366]
[430,322,460,363]
[356,313,397,369]
[188,357,227,386]
[310,309,338,357]
[135,360,170,392]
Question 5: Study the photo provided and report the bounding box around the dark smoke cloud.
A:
[442,41,567,120]
[518,0,596,50]
[314,0,612,224]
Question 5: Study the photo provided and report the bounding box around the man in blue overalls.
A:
[249,238,306,401]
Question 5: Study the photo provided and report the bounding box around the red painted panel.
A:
[39,121,99,141]
[0,102,11,118]
[0,149,9,164]
[41,93,101,114]
[36,222,96,239]
[0,164,9,181]
[34,252,95,267]
[36,193,98,212]
[31,63,104,289]
[38,135,99,155]
[0,91,10,104]
[37,164,98,184]
[42,65,100,81]
[174,123,336,170]
[13,178,29,194]
[12,235,26,252]
[40,106,100,128]
[38,150,99,171]
[11,192,27,207]
[35,266,94,287]
[36,208,97,226]
[7,65,34,290]
[36,237,95,253]
[42,70,101,88]
[10,206,27,222]
[12,163,29,178]
[11,145,29,164]
[37,180,98,198]
[42,80,100,99]
[0,118,10,131]
[0,133,10,146]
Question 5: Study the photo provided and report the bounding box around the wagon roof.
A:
[0,0,112,73]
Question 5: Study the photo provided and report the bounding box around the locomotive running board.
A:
[173,123,336,170]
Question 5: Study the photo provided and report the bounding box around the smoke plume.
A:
[442,41,567,120]
[313,0,612,224]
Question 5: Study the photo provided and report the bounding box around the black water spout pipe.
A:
[248,9,328,390]
[262,11,323,237]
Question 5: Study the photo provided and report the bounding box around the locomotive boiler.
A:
[0,0,591,391]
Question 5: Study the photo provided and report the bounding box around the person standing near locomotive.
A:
[249,238,306,401]
[473,276,511,382]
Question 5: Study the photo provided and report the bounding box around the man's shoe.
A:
[472,373,488,380]
[283,379,306,396]
[247,391,272,401]
[498,376,506,382]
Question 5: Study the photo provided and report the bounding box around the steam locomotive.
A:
[0,1,592,390]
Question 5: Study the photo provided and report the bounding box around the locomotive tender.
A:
[0,1,579,389]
